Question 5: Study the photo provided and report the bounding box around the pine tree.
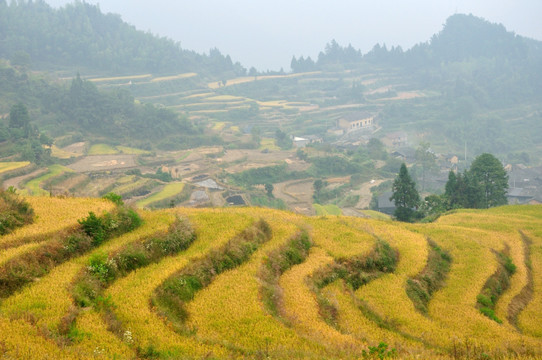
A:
[390,163,420,222]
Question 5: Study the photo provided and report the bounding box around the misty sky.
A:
[44,0,542,71]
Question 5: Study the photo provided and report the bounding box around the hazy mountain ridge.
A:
[0,0,246,77]
[296,14,542,69]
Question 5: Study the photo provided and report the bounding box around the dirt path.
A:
[2,168,47,190]
[352,179,387,209]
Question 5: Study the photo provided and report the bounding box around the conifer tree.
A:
[390,163,420,222]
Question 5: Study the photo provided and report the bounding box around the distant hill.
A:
[0,62,218,161]
[0,0,246,78]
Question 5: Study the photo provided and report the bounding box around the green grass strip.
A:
[88,144,119,155]
[137,182,185,208]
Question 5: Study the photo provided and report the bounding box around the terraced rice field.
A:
[0,161,30,174]
[0,198,541,359]
[313,203,342,216]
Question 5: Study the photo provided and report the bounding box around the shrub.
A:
[102,192,124,205]
[78,212,106,245]
[406,239,452,314]
[476,249,516,322]
[88,252,115,284]
[62,233,92,255]
[362,342,397,359]
[115,246,149,273]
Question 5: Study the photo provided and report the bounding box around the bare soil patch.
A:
[273,179,315,216]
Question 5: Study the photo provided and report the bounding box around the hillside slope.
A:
[0,198,541,359]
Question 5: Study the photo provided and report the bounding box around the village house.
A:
[337,112,375,133]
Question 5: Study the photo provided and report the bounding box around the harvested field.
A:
[68,155,137,172]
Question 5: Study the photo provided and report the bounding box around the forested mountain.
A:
[0,0,246,77]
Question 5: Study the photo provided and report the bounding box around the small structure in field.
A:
[293,137,310,148]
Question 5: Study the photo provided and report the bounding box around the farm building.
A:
[337,112,375,133]
[377,191,396,215]
[506,188,534,204]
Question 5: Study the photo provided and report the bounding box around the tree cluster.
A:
[391,153,509,222]
[444,153,508,209]
[0,102,52,164]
